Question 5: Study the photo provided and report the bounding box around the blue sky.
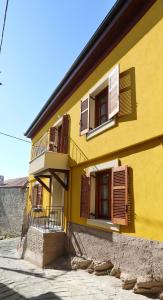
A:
[0,0,116,179]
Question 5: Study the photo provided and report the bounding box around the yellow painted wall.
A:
[70,138,163,242]
[27,176,50,214]
[27,1,163,241]
[32,0,163,164]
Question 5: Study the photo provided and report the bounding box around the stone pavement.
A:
[0,238,158,300]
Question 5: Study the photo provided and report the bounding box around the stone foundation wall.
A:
[0,187,27,237]
[24,226,66,268]
[68,223,163,278]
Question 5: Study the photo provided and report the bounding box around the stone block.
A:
[71,256,92,269]
[94,260,113,271]
[110,267,121,278]
[121,273,137,290]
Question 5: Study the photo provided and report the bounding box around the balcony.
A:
[29,128,69,175]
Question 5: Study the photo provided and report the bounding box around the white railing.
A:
[31,132,49,161]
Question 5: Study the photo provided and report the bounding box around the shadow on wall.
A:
[119,67,137,123]
[118,137,163,234]
[122,166,136,234]
[68,222,114,257]
[69,137,89,166]
[68,67,137,166]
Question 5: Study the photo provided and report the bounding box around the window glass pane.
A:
[95,88,108,127]
[100,103,107,115]
[100,185,108,199]
[102,174,108,184]
[100,94,107,104]
[101,200,108,217]
[100,115,107,124]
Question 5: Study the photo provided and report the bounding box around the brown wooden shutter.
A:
[80,175,90,218]
[36,184,43,206]
[108,64,120,119]
[111,165,128,225]
[80,98,89,135]
[60,114,69,153]
[49,127,57,151]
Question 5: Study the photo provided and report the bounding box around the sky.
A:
[0,0,116,180]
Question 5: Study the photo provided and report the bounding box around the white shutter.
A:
[80,98,89,135]
[108,64,120,119]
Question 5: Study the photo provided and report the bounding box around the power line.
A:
[0,0,9,55]
[0,131,31,144]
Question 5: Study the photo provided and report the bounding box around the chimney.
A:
[0,175,4,185]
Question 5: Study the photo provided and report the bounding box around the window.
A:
[80,164,129,226]
[31,184,43,209]
[49,114,69,154]
[95,170,111,219]
[95,88,108,127]
[80,64,119,136]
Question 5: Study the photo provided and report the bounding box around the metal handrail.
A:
[29,205,64,231]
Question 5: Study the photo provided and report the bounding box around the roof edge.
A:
[25,0,156,138]
[24,0,126,138]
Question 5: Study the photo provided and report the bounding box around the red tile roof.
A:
[0,177,28,188]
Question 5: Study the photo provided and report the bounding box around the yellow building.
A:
[23,0,163,284]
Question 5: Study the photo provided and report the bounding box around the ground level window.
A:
[95,170,111,219]
[80,164,129,226]
[31,184,43,208]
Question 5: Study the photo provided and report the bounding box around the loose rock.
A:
[95,270,108,276]
[134,285,163,295]
[71,256,92,269]
[87,261,94,274]
[71,264,78,270]
[121,273,137,290]
[94,261,113,272]
[134,275,163,294]
[88,268,94,274]
[110,267,121,278]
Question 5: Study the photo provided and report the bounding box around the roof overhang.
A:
[25,0,156,139]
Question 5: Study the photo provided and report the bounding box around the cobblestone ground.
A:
[0,238,158,300]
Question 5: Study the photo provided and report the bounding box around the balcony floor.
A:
[31,224,63,233]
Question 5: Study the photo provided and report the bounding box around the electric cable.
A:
[0,131,31,143]
[0,0,9,55]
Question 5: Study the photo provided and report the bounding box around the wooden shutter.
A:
[80,98,89,135]
[111,165,128,225]
[49,127,57,151]
[60,114,69,153]
[80,175,90,218]
[36,184,43,206]
[108,64,120,119]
